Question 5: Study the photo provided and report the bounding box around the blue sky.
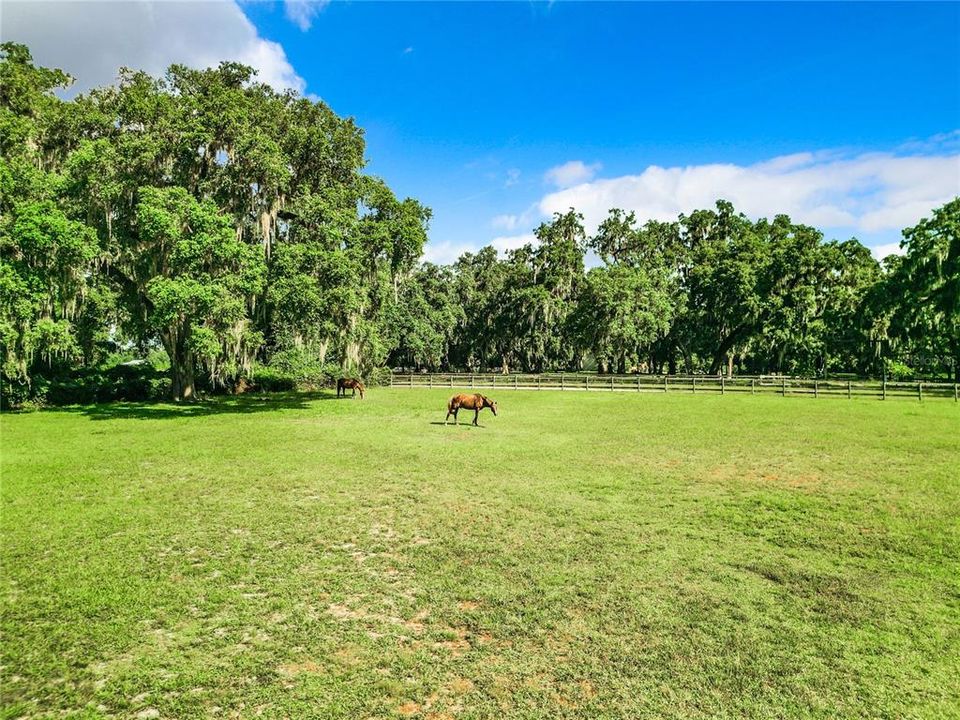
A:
[240,1,960,261]
[7,0,960,262]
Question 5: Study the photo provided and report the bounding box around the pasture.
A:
[2,390,958,719]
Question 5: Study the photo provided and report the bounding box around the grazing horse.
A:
[445,393,497,426]
[337,377,365,399]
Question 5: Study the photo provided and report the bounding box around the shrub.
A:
[251,367,296,392]
[2,362,170,409]
[0,377,35,410]
[45,363,170,404]
[265,348,345,388]
[366,366,393,386]
[884,359,915,381]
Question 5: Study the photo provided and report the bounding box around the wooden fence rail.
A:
[389,373,960,402]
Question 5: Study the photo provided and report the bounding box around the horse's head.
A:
[485,397,498,415]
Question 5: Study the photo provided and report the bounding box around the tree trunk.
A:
[163,326,197,402]
[171,357,196,402]
[727,352,734,378]
[709,325,748,375]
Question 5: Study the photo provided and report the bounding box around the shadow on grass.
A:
[46,391,337,421]
[428,421,483,428]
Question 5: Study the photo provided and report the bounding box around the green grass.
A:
[2,390,958,719]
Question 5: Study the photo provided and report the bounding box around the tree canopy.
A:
[2,43,957,406]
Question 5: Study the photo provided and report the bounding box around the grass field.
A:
[2,389,958,719]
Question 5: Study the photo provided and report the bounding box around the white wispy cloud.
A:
[284,0,330,32]
[492,214,522,231]
[491,233,537,254]
[492,204,540,232]
[544,160,602,188]
[423,233,538,266]
[872,242,905,260]
[422,240,478,266]
[538,146,959,240]
[3,0,307,94]
[505,168,521,187]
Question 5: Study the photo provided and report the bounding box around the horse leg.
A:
[474,408,479,426]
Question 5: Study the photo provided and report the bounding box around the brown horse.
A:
[445,393,497,426]
[337,377,365,399]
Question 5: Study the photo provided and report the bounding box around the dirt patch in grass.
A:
[327,602,368,621]
[446,677,475,694]
[278,661,322,675]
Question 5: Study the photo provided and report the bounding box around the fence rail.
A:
[389,372,959,402]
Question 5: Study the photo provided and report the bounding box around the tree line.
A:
[394,200,957,380]
[2,44,957,406]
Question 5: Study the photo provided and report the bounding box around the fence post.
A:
[639,375,642,392]
[814,379,818,398]
[847,380,851,399]
[610,375,614,391]
[882,379,886,400]
[751,378,755,395]
[918,382,922,402]
[410,372,413,387]
[390,373,394,387]
[721,375,725,395]
[450,375,453,387]
[955,383,958,402]
[585,375,589,391]
[664,375,668,393]
[561,373,565,391]
[492,374,496,389]
[692,376,696,394]
[538,375,541,391]
[471,374,474,389]
[514,375,518,390]
[782,377,786,397]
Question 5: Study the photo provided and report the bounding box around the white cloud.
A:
[544,160,602,189]
[897,129,960,154]
[492,214,522,231]
[871,242,905,260]
[422,240,477,266]
[2,0,306,94]
[284,0,329,32]
[538,147,960,240]
[491,233,537,255]
[423,233,538,265]
[492,204,539,231]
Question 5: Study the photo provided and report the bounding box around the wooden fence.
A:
[390,372,960,402]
